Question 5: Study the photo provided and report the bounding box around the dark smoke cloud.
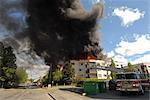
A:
[0,0,103,79]
[27,0,103,64]
[0,0,49,80]
[0,0,27,36]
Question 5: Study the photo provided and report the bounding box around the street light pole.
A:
[48,64,53,87]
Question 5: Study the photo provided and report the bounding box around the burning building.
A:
[70,53,111,79]
[0,0,103,79]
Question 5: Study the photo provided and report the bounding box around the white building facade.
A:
[133,63,150,75]
[70,59,111,79]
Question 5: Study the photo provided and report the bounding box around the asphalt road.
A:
[0,86,149,100]
[0,88,53,100]
[48,86,150,100]
[87,90,150,100]
[59,86,150,100]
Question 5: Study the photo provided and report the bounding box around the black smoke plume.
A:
[27,0,103,65]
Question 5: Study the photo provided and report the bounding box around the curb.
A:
[48,93,56,100]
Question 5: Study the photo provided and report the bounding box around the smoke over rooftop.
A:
[0,0,103,79]
[27,0,103,64]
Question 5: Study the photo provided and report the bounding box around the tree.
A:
[110,59,116,79]
[0,42,17,88]
[52,70,62,85]
[127,62,134,72]
[62,63,75,84]
[0,42,4,83]
[40,73,49,87]
[16,67,28,83]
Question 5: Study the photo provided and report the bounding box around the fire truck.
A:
[116,72,150,95]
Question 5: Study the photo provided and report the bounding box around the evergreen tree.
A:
[0,42,17,88]
[62,62,75,84]
[41,74,49,85]
[0,42,4,81]
[52,70,62,85]
[110,59,116,79]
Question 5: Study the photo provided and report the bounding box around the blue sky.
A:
[81,0,150,64]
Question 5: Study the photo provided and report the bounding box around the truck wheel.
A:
[139,86,144,95]
[120,91,126,95]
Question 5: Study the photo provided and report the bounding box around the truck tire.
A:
[139,85,144,95]
[120,91,126,95]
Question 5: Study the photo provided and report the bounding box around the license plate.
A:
[123,85,132,88]
[122,82,132,88]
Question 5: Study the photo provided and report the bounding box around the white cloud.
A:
[106,34,150,64]
[131,54,150,64]
[115,34,150,56]
[112,7,145,27]
[113,55,128,64]
[107,51,115,57]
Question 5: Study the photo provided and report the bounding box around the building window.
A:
[104,74,107,77]
[80,74,83,77]
[121,65,123,68]
[98,74,102,77]
[98,69,102,71]
[89,62,96,64]
[85,65,87,68]
[86,69,89,73]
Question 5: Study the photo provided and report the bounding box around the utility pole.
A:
[48,64,53,87]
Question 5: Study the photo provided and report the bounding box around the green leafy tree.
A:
[110,59,116,79]
[0,42,4,76]
[0,42,17,88]
[41,74,49,85]
[62,63,75,84]
[16,67,28,83]
[52,70,62,85]
[127,62,134,72]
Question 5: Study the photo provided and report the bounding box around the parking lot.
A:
[87,90,150,100]
[0,86,149,100]
[50,86,150,100]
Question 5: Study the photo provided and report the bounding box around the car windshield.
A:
[116,74,125,79]
[139,74,146,79]
[125,73,137,79]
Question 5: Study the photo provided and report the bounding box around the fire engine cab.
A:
[116,72,150,95]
